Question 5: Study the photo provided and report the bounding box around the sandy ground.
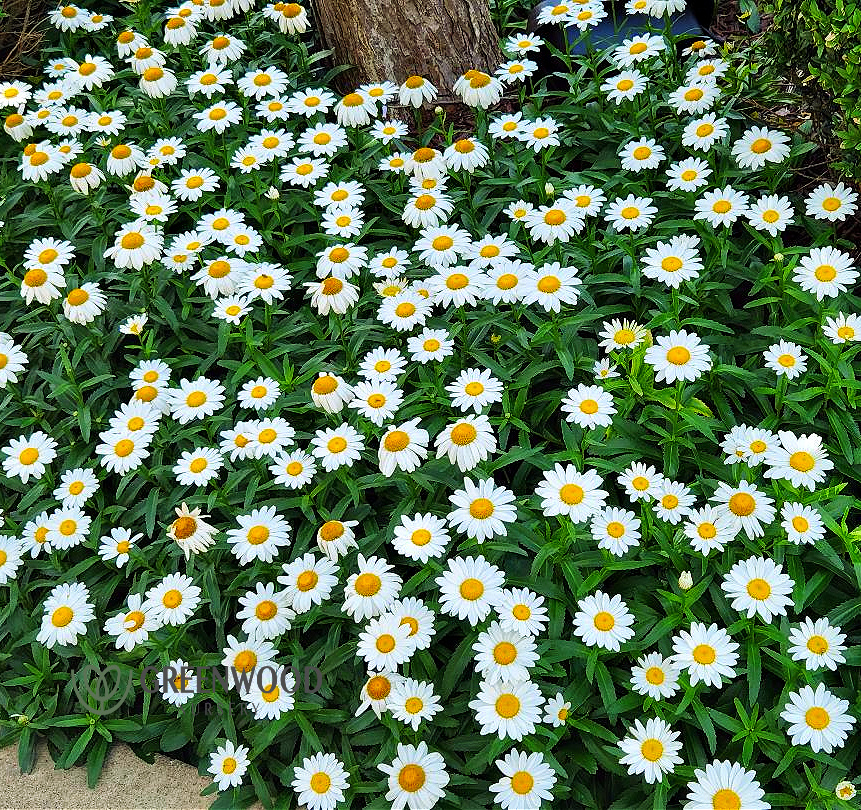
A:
[0,740,218,809]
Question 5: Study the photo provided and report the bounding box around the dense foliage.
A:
[0,1,859,809]
[763,0,861,180]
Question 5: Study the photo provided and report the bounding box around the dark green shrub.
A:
[763,0,861,180]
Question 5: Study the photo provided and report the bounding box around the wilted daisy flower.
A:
[203,32,246,64]
[793,246,858,300]
[278,552,338,614]
[780,683,856,753]
[36,582,94,649]
[618,717,683,784]
[456,70,504,108]
[208,741,249,792]
[747,193,794,236]
[671,622,739,688]
[681,113,729,151]
[732,125,791,169]
[788,616,847,671]
[683,761,769,810]
[573,591,635,651]
[291,753,350,810]
[630,652,680,700]
[469,679,544,741]
[823,313,861,344]
[721,556,794,622]
[763,430,833,490]
[805,182,858,221]
[665,157,712,191]
[693,185,750,227]
[398,75,437,107]
[561,384,616,429]
[684,505,737,555]
[167,502,217,559]
[356,671,402,719]
[447,368,504,412]
[490,749,557,809]
[781,502,825,545]
[763,340,807,379]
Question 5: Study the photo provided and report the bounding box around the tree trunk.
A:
[311,0,503,101]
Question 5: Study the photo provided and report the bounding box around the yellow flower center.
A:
[606,521,625,538]
[162,588,182,608]
[806,634,828,654]
[495,694,520,718]
[510,771,534,795]
[366,675,390,700]
[186,391,207,407]
[593,611,615,631]
[712,200,732,214]
[579,398,599,414]
[459,578,484,600]
[792,516,809,532]
[384,430,410,452]
[746,577,771,600]
[255,600,277,620]
[805,707,829,730]
[172,516,197,539]
[712,789,741,810]
[750,138,772,154]
[121,232,145,250]
[693,643,715,664]
[233,651,256,671]
[814,264,836,282]
[640,739,664,762]
[633,146,651,160]
[297,570,318,591]
[559,483,584,505]
[309,772,331,793]
[469,497,494,519]
[728,492,755,516]
[645,666,665,684]
[51,606,74,627]
[666,346,691,365]
[537,275,561,293]
[312,374,337,393]
[789,451,815,472]
[684,88,704,101]
[822,196,841,211]
[354,572,381,597]
[631,476,649,491]
[616,79,634,91]
[398,764,426,792]
[247,526,269,545]
[544,209,566,225]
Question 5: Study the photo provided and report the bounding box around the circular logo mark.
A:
[73,665,133,716]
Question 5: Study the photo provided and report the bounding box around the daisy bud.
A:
[434,106,443,116]
[836,781,856,800]
[544,182,555,197]
[773,252,784,262]
[678,571,693,591]
[265,185,280,200]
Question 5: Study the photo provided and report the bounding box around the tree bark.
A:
[311,0,503,101]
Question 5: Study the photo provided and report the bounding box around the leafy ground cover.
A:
[0,1,860,808]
